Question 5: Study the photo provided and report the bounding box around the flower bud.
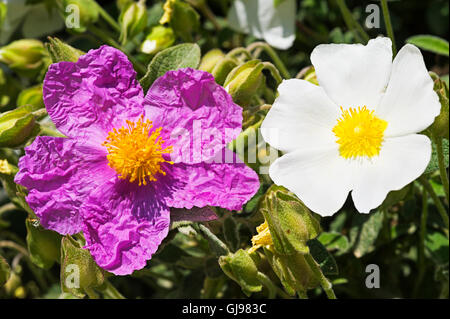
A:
[119,0,148,45]
[61,236,105,298]
[211,58,238,85]
[0,104,41,147]
[218,249,262,296]
[0,39,46,71]
[62,0,100,33]
[259,185,321,255]
[160,0,200,42]
[17,85,44,109]
[429,72,449,139]
[45,37,84,63]
[199,49,225,73]
[224,60,265,107]
[116,0,132,11]
[140,26,176,55]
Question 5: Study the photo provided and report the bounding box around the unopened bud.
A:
[160,0,199,42]
[119,0,148,45]
[0,105,41,147]
[224,60,265,107]
[141,26,175,55]
[0,39,46,71]
[199,49,225,73]
[429,72,449,139]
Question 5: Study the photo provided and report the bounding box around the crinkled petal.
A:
[14,136,109,235]
[376,44,441,137]
[43,45,144,142]
[311,37,392,110]
[166,149,260,211]
[82,178,171,276]
[145,68,242,164]
[228,0,296,50]
[351,134,431,214]
[269,146,354,217]
[261,79,339,153]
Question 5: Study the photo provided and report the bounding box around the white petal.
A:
[269,146,353,217]
[261,79,339,153]
[228,0,296,50]
[351,134,431,214]
[311,37,392,110]
[375,44,441,137]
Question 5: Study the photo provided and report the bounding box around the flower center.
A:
[332,106,388,159]
[103,115,173,186]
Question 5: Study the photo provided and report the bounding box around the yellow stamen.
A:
[332,106,388,159]
[103,115,173,186]
[249,221,273,253]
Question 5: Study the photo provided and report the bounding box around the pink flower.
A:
[15,45,260,275]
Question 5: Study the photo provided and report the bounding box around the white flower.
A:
[261,37,441,216]
[0,0,63,45]
[227,0,296,50]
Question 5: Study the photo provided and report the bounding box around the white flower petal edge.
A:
[227,0,296,50]
[311,37,392,110]
[376,44,441,137]
[269,146,354,217]
[352,134,431,213]
[261,79,339,153]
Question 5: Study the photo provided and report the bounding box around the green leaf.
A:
[0,255,10,287]
[318,232,350,254]
[425,232,449,266]
[26,218,61,269]
[407,35,449,56]
[425,138,449,174]
[140,43,201,91]
[349,210,384,258]
[307,239,338,276]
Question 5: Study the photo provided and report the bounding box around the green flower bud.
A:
[62,0,99,33]
[116,0,133,11]
[17,85,44,109]
[161,0,200,42]
[61,236,105,298]
[140,26,176,55]
[263,246,319,295]
[199,49,225,73]
[0,39,46,71]
[211,58,238,85]
[429,72,449,139]
[0,104,41,148]
[119,0,148,45]
[45,37,84,63]
[224,60,265,107]
[26,218,61,269]
[219,249,262,296]
[259,185,321,255]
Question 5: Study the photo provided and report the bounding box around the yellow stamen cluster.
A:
[103,115,173,186]
[249,221,273,254]
[332,106,388,159]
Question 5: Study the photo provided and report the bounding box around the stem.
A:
[434,135,450,204]
[95,3,121,32]
[0,241,29,257]
[381,0,397,56]
[414,187,429,297]
[101,281,125,299]
[247,42,290,79]
[226,48,252,60]
[304,253,337,299]
[197,224,230,256]
[419,177,449,231]
[256,272,292,299]
[187,0,221,31]
[336,0,370,44]
[262,62,283,86]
